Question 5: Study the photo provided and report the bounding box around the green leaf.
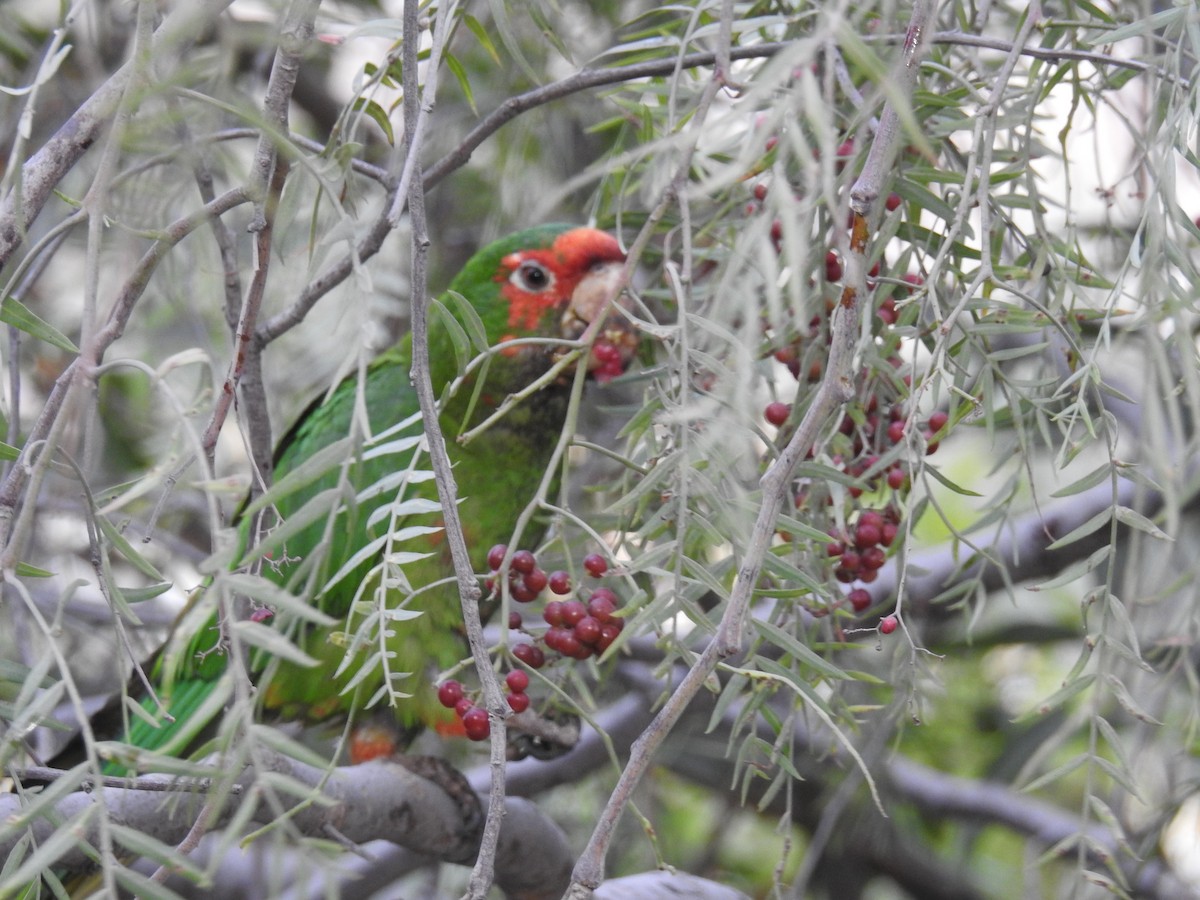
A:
[463,14,502,64]
[14,561,53,578]
[1032,545,1111,591]
[1113,505,1172,541]
[752,619,848,682]
[923,463,983,497]
[0,441,19,461]
[1014,674,1095,723]
[1044,507,1112,551]
[445,53,476,116]
[96,515,165,580]
[351,97,394,146]
[119,581,173,603]
[242,437,354,519]
[429,296,474,375]
[0,295,78,353]
[231,619,320,668]
[1050,463,1114,498]
[224,573,338,626]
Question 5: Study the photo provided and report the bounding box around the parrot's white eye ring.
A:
[512,260,553,293]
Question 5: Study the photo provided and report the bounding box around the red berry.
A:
[881,522,898,547]
[574,616,602,645]
[583,553,608,577]
[544,628,571,652]
[523,568,548,594]
[886,420,906,444]
[835,139,855,171]
[879,615,898,635]
[885,192,902,212]
[878,297,897,325]
[561,600,587,627]
[862,546,887,570]
[773,345,798,365]
[512,642,545,669]
[596,623,622,653]
[249,607,274,624]
[901,273,924,291]
[770,219,783,247]
[511,579,537,603]
[437,680,464,709]
[855,523,882,549]
[507,611,523,630]
[462,707,490,741]
[858,568,878,584]
[886,467,906,490]
[454,697,473,717]
[548,570,572,595]
[848,588,872,612]
[928,410,949,433]
[753,183,768,202]
[840,551,861,571]
[825,250,843,282]
[506,692,530,713]
[826,540,845,557]
[765,401,791,427]
[834,567,856,584]
[543,601,565,627]
[486,544,507,571]
[557,633,585,659]
[511,550,536,575]
[506,670,530,693]
[765,135,779,152]
[592,341,622,364]
[858,510,884,530]
[587,590,618,623]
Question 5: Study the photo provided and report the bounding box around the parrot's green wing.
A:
[113,223,631,769]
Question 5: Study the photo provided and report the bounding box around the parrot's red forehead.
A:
[497,228,625,331]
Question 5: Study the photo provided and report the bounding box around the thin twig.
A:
[396,2,505,898]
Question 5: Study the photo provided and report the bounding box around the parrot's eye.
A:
[512,261,553,293]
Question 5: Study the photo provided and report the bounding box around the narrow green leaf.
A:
[752,620,848,682]
[14,561,53,578]
[463,14,502,63]
[1032,545,1111,591]
[1114,505,1172,541]
[96,515,165,580]
[923,463,983,497]
[351,97,394,145]
[445,53,476,115]
[1044,507,1112,551]
[1050,463,1113,498]
[119,581,173,603]
[0,295,78,353]
[1014,674,1095,723]
[231,620,319,668]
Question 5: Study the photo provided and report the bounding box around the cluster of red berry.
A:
[745,134,954,637]
[590,339,627,383]
[439,546,627,742]
[496,549,625,662]
[827,508,898,587]
[435,670,535,743]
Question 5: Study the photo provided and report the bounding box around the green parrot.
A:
[114,223,632,770]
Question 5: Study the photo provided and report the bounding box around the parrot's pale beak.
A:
[561,261,638,379]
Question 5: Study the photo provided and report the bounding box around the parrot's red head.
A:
[449,225,637,382]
